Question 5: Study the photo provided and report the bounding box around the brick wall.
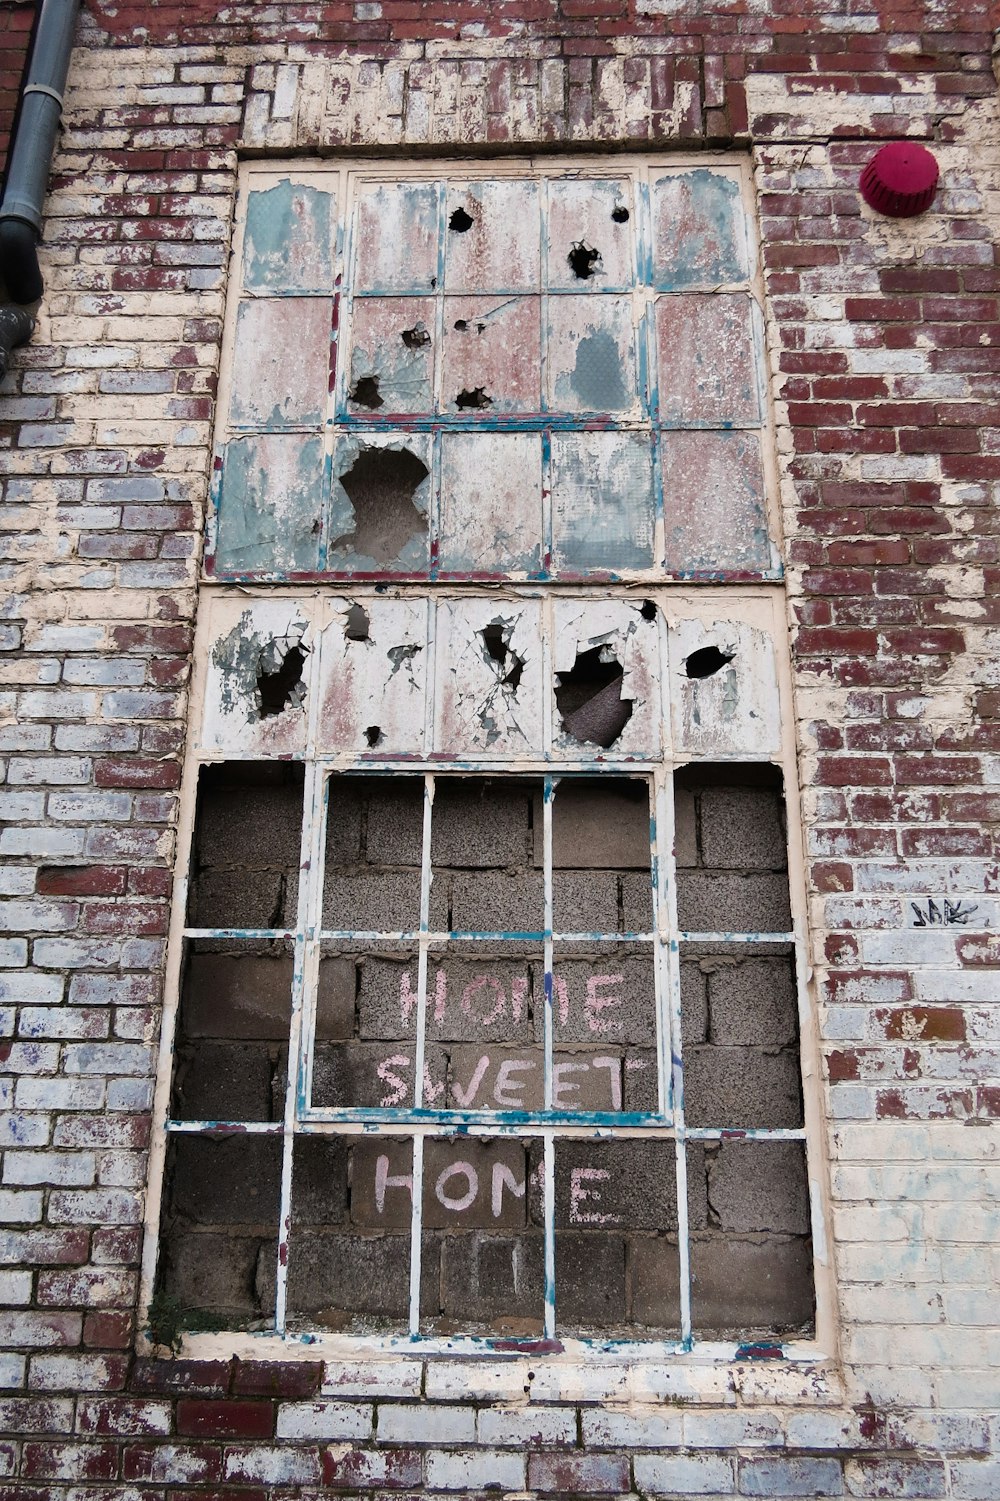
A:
[0,1,35,178]
[0,0,998,1495]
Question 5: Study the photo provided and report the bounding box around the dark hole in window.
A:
[364,725,383,748]
[685,646,735,680]
[480,620,525,693]
[344,603,370,642]
[555,647,634,748]
[640,600,657,622]
[455,386,492,409]
[612,204,630,223]
[401,323,431,349]
[454,318,487,334]
[568,242,602,280]
[449,206,474,232]
[257,639,308,719]
[349,374,384,409]
[335,447,429,565]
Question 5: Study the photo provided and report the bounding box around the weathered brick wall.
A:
[0,0,998,1495]
[0,1,35,176]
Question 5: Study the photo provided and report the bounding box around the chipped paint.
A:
[243,179,336,294]
[214,433,325,574]
[229,297,332,429]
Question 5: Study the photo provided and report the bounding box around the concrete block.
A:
[292,1137,349,1226]
[700,783,787,871]
[621,870,654,930]
[424,1138,531,1229]
[555,1231,626,1328]
[311,1041,446,1110]
[324,779,364,863]
[195,766,304,870]
[180,952,293,1039]
[681,960,708,1043]
[431,779,532,868]
[439,1231,544,1330]
[162,1231,266,1318]
[362,778,425,865]
[358,953,533,1043]
[708,1141,811,1234]
[550,954,656,1044]
[350,1139,413,1230]
[449,870,545,934]
[316,956,356,1040]
[171,1041,280,1123]
[188,866,297,929]
[285,1231,435,1324]
[623,1050,659,1112]
[631,1234,681,1330]
[553,1140,678,1231]
[673,784,698,865]
[167,1136,282,1227]
[543,778,651,868]
[683,1046,803,1129]
[689,1232,814,1337]
[323,871,421,933]
[676,872,792,934]
[551,870,618,932]
[708,953,798,1047]
[447,1045,546,1110]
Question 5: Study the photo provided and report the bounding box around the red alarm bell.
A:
[859,142,940,218]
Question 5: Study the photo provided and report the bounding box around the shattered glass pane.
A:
[347,297,435,415]
[327,436,431,573]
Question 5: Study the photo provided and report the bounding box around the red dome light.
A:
[859,142,940,218]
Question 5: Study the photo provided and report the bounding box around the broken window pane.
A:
[444,180,541,293]
[442,296,541,414]
[553,1139,685,1337]
[546,177,634,291]
[434,602,544,755]
[674,765,792,935]
[328,435,431,573]
[316,595,428,757]
[347,297,435,414]
[186,762,304,930]
[691,1139,814,1339]
[158,1134,282,1332]
[424,1137,544,1336]
[285,1137,418,1333]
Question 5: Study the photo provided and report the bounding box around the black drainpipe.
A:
[0,0,81,376]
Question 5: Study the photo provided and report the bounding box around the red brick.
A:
[176,1400,274,1440]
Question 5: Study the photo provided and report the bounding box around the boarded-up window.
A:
[149,160,818,1358]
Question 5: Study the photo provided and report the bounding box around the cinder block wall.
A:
[0,1,999,1496]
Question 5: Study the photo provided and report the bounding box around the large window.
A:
[146,158,819,1355]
